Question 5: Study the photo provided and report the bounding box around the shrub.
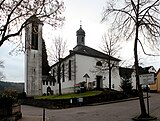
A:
[120,78,133,95]
[18,92,27,99]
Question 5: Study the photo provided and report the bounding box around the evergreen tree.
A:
[120,77,133,94]
[42,39,50,75]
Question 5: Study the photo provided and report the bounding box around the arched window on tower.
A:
[82,37,84,43]
[96,61,102,66]
[31,23,38,50]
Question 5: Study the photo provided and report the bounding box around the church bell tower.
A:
[76,25,85,45]
[73,24,86,51]
[25,15,43,96]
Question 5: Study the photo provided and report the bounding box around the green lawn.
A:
[36,91,102,100]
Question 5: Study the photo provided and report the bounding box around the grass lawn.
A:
[36,91,102,100]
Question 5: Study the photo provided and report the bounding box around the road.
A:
[20,93,160,121]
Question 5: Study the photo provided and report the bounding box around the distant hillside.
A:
[0,81,24,94]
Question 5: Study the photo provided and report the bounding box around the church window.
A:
[68,60,71,80]
[31,23,38,50]
[82,37,84,43]
[50,81,52,85]
[62,64,65,82]
[46,81,48,85]
[96,61,102,66]
[43,80,45,85]
[53,81,55,86]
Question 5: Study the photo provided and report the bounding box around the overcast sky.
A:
[0,0,160,83]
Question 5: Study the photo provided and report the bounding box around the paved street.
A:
[19,93,160,121]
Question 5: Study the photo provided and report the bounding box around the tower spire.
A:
[76,21,85,46]
[80,20,82,28]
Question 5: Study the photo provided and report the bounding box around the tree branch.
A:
[138,39,160,56]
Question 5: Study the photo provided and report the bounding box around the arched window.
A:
[43,80,45,85]
[96,61,102,66]
[31,23,38,50]
[47,86,51,95]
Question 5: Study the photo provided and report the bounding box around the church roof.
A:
[51,45,120,67]
[71,45,121,61]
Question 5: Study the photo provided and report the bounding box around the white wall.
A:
[76,54,121,91]
[131,72,137,89]
[51,55,76,94]
[51,53,122,94]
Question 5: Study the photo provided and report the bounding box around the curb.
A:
[87,96,148,106]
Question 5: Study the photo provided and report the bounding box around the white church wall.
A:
[50,53,122,94]
[51,55,76,94]
[75,54,122,91]
[61,55,76,94]
[75,54,95,85]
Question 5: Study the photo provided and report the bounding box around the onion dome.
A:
[76,25,85,36]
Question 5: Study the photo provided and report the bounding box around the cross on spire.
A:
[80,20,82,27]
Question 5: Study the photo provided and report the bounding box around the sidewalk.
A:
[19,116,42,121]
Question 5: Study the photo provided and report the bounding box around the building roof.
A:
[119,67,134,79]
[156,68,160,76]
[52,45,121,67]
[139,66,156,74]
[72,45,121,61]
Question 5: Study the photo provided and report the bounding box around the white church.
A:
[50,25,123,95]
[25,16,137,96]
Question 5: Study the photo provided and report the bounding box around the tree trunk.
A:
[108,58,111,90]
[134,15,147,117]
[58,60,62,95]
[109,66,111,90]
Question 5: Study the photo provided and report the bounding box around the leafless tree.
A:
[0,0,65,50]
[102,0,160,118]
[101,29,121,89]
[48,36,67,64]
[0,60,5,81]
[49,36,67,95]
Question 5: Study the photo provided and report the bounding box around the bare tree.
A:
[0,0,65,49]
[102,0,160,118]
[49,36,67,95]
[101,29,121,89]
[0,60,5,81]
[49,36,67,64]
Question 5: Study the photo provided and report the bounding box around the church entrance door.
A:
[96,76,103,89]
[47,86,51,95]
